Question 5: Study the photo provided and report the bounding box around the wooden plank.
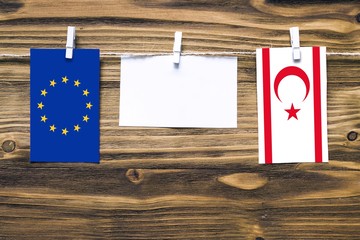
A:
[0,164,359,239]
[0,0,359,239]
[0,1,359,54]
[0,56,359,168]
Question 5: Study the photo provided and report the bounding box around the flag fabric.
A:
[30,49,100,163]
[256,47,328,164]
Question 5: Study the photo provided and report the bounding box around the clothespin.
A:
[66,26,76,59]
[173,31,182,64]
[290,27,300,61]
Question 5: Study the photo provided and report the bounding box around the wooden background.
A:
[0,0,359,239]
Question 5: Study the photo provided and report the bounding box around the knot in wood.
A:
[125,169,144,184]
[356,13,360,23]
[347,131,358,141]
[2,140,16,153]
[255,237,265,240]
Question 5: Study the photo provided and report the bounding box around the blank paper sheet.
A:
[119,55,237,128]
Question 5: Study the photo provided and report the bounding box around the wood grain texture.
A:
[0,0,359,239]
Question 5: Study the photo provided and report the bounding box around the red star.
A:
[285,103,300,120]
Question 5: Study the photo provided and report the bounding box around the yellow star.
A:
[83,89,90,96]
[74,124,81,132]
[83,115,90,122]
[40,89,47,96]
[49,79,56,87]
[62,76,69,83]
[74,80,81,87]
[49,124,56,132]
[37,102,44,109]
[40,115,47,122]
[86,102,93,109]
[62,128,69,136]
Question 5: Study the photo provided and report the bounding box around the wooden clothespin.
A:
[66,26,76,59]
[290,27,301,61]
[173,31,182,64]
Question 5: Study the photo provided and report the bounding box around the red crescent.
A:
[274,66,310,102]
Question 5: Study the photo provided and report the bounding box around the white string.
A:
[326,52,360,56]
[110,51,257,57]
[0,51,359,58]
[0,53,30,58]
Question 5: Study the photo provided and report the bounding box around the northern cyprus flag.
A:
[257,47,328,164]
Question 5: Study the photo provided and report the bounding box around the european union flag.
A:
[30,49,100,163]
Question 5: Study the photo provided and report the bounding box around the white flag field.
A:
[257,47,328,164]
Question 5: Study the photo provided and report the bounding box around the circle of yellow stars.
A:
[37,76,92,136]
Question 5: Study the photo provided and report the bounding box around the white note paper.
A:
[120,56,237,128]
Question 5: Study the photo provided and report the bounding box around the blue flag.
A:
[30,49,100,163]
